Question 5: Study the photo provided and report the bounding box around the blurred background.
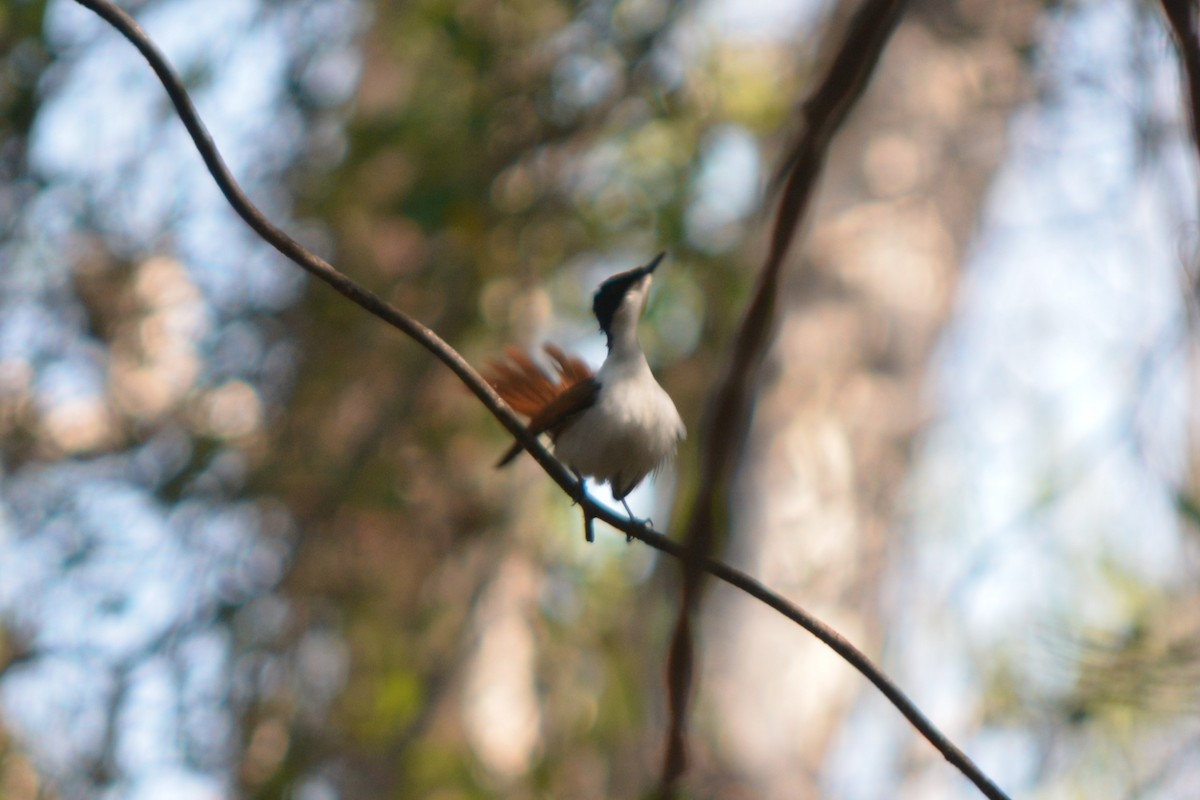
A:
[1,0,1200,797]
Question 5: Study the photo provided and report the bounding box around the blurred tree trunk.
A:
[702,1,1044,795]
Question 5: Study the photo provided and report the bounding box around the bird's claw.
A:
[623,516,653,543]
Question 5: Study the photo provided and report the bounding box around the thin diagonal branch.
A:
[71,2,1009,798]
[661,0,909,792]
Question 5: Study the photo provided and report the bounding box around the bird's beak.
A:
[645,251,667,274]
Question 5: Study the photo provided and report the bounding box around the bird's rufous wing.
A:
[484,347,562,417]
[543,343,592,386]
[484,345,597,467]
[494,377,598,466]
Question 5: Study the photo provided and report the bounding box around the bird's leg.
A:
[573,470,595,544]
[619,497,652,543]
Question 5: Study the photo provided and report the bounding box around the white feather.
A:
[551,273,685,499]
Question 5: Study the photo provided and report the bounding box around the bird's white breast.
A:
[552,362,685,498]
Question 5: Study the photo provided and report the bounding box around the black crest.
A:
[591,252,666,345]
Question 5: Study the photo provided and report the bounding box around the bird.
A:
[485,252,686,537]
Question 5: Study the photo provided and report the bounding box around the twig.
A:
[71,2,1010,798]
[661,0,910,792]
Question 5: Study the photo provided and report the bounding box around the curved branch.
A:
[71,2,1009,798]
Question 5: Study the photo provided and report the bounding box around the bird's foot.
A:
[619,498,653,542]
[626,517,653,542]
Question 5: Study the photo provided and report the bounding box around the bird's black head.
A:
[592,252,666,347]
